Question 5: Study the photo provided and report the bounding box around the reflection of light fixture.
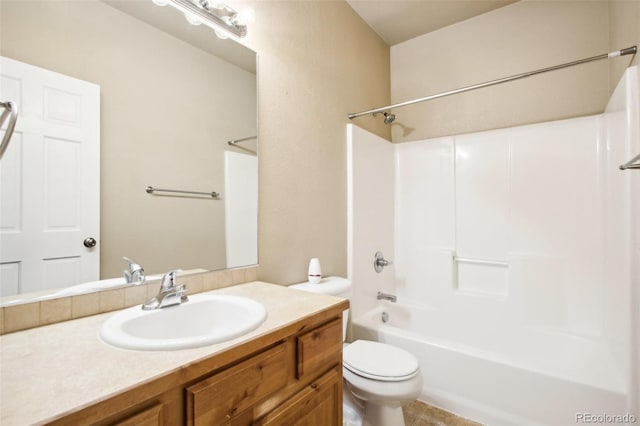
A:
[214,29,229,40]
[152,0,253,39]
[184,11,203,26]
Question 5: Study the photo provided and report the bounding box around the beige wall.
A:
[5,0,634,290]
[1,1,257,278]
[1,0,391,287]
[235,1,391,284]
[390,0,615,141]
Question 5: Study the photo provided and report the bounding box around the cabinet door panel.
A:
[256,368,342,426]
[296,319,342,379]
[112,403,163,426]
[186,344,287,425]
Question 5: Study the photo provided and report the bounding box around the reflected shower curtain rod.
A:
[348,46,637,120]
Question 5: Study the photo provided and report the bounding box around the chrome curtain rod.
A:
[348,46,638,120]
[145,186,219,198]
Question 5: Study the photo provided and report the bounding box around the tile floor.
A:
[403,401,482,426]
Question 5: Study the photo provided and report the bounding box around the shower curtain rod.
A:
[348,46,637,120]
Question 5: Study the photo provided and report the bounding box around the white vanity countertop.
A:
[0,282,347,426]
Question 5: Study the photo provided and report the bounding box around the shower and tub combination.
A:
[347,49,640,424]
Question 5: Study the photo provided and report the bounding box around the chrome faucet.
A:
[377,291,397,303]
[142,270,188,310]
[123,257,145,285]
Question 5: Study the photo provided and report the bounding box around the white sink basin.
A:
[99,294,267,351]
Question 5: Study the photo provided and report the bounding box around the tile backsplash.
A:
[0,266,258,335]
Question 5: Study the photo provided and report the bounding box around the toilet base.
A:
[343,384,364,426]
[363,402,405,426]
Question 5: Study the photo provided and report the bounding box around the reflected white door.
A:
[0,57,100,296]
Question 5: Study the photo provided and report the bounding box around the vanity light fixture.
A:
[152,0,253,39]
[184,11,203,26]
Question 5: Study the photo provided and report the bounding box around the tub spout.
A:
[377,291,397,303]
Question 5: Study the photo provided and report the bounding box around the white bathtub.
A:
[351,302,628,425]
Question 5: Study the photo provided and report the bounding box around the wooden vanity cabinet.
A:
[186,317,343,426]
[111,404,164,426]
[47,315,343,426]
[254,367,342,426]
[53,386,184,426]
[185,343,289,424]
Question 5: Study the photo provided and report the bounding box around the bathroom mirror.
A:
[0,0,257,301]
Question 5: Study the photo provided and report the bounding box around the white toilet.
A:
[290,277,422,426]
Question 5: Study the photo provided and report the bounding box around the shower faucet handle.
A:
[374,251,393,273]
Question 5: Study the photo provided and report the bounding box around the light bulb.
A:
[184,11,203,25]
[235,6,255,25]
[210,0,226,10]
[151,0,169,6]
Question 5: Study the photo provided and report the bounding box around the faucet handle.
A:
[160,270,180,291]
[374,251,393,273]
[122,257,145,284]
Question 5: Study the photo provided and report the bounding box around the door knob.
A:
[83,237,97,248]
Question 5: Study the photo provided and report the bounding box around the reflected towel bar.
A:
[227,136,257,154]
[227,136,256,145]
[620,152,640,170]
[146,186,219,198]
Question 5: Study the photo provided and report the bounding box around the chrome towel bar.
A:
[227,136,257,154]
[145,186,219,198]
[227,136,256,145]
[620,152,640,170]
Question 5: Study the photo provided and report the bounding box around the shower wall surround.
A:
[347,66,639,423]
[346,125,395,320]
[395,116,615,336]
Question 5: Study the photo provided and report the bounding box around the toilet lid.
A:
[343,340,419,382]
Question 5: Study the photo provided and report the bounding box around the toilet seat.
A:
[343,340,419,382]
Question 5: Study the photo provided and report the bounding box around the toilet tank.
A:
[289,276,351,341]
